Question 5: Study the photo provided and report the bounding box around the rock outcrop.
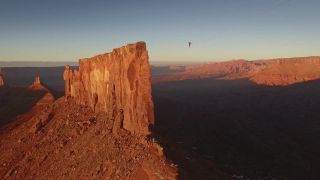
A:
[33,75,41,85]
[64,42,154,135]
[28,75,48,91]
[0,68,5,87]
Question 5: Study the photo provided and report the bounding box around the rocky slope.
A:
[154,56,320,86]
[64,42,154,135]
[0,98,176,180]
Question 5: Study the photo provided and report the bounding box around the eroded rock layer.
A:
[154,56,320,86]
[250,57,320,85]
[63,42,154,135]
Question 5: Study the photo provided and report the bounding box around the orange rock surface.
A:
[64,42,154,135]
[0,96,176,180]
[0,68,5,87]
[250,57,320,85]
[155,56,320,86]
[0,42,177,180]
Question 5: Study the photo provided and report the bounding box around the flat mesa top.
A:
[79,41,147,63]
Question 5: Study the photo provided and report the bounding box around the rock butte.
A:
[0,67,5,87]
[28,75,48,91]
[63,41,154,135]
[154,56,320,86]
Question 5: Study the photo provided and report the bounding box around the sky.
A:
[0,0,320,62]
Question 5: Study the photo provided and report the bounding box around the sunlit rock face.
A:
[0,68,5,87]
[63,42,154,135]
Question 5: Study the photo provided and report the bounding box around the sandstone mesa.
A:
[64,41,154,135]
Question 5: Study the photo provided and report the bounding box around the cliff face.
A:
[0,68,5,87]
[64,42,154,135]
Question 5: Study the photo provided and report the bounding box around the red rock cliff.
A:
[63,42,154,135]
[0,68,5,87]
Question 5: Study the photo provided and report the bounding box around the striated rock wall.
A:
[63,42,154,135]
[0,68,5,87]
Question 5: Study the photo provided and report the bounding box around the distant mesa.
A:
[64,41,154,135]
[0,67,5,87]
[28,75,48,91]
[249,57,320,85]
[169,65,185,71]
[154,56,320,86]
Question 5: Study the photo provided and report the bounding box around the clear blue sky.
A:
[0,0,320,62]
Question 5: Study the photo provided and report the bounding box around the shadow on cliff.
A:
[151,78,320,180]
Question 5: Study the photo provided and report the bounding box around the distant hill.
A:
[0,61,77,67]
